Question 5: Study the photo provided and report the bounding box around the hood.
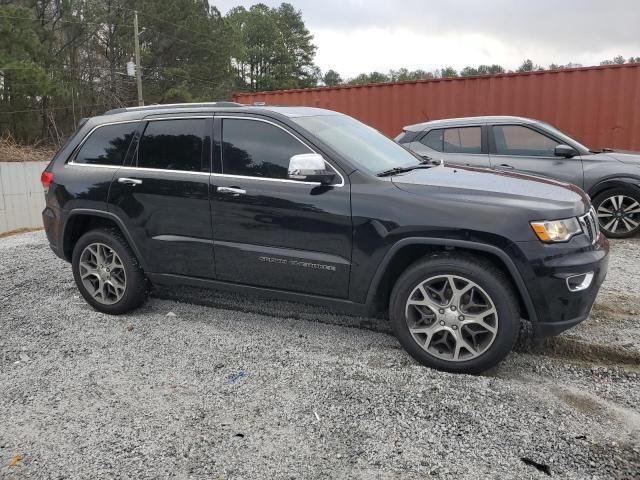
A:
[596,150,640,165]
[391,165,590,219]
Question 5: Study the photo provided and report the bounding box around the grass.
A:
[0,134,57,162]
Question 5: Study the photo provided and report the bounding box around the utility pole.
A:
[133,10,144,106]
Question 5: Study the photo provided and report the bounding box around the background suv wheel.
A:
[72,228,149,314]
[592,187,640,239]
[389,253,520,374]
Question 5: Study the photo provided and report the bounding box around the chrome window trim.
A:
[66,163,211,176]
[66,115,347,187]
[218,115,345,187]
[211,172,321,186]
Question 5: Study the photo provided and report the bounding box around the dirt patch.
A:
[0,227,43,239]
[535,335,640,368]
[555,388,605,416]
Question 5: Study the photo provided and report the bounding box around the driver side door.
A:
[489,124,584,188]
[210,116,352,298]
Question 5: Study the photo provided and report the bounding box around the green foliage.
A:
[227,3,317,91]
[322,69,342,87]
[0,1,319,143]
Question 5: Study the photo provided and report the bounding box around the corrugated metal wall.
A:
[233,64,640,151]
[0,161,48,234]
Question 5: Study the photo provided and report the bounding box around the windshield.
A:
[538,121,591,154]
[291,114,421,174]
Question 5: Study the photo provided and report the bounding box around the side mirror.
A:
[288,153,336,185]
[554,144,578,158]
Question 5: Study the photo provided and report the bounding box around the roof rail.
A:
[104,101,245,115]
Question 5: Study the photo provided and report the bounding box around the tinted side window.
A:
[420,129,444,151]
[443,127,482,154]
[137,119,205,171]
[494,125,559,156]
[222,119,311,179]
[74,122,137,165]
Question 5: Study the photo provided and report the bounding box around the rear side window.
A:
[137,118,205,171]
[493,125,559,156]
[420,129,444,151]
[221,118,311,179]
[74,122,137,165]
[443,127,482,154]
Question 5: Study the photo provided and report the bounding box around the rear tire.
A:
[389,253,520,374]
[72,228,148,314]
[592,187,640,239]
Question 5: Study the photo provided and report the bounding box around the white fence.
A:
[0,161,49,234]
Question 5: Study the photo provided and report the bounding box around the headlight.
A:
[530,217,582,242]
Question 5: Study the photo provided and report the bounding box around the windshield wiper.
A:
[376,160,434,177]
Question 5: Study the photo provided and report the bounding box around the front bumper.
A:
[508,233,609,338]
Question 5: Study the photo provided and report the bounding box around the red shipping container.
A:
[233,64,640,151]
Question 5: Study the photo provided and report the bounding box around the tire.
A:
[72,228,148,314]
[592,187,640,239]
[389,253,520,374]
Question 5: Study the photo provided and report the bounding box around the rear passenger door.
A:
[489,124,583,187]
[210,115,352,298]
[409,126,491,168]
[108,116,215,278]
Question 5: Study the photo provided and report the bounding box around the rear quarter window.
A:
[73,122,138,165]
[395,130,420,144]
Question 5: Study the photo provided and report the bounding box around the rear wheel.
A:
[72,228,148,314]
[592,187,640,238]
[389,253,520,374]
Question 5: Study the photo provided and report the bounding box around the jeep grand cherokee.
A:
[41,103,609,373]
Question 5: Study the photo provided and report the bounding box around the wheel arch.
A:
[62,209,148,271]
[365,238,538,324]
[588,177,640,200]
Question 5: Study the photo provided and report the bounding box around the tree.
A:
[440,67,458,78]
[322,69,342,86]
[517,59,539,72]
[460,66,479,77]
[227,3,318,92]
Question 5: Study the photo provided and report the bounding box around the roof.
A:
[403,115,538,131]
[103,103,337,119]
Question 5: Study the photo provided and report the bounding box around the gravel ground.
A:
[1,231,639,479]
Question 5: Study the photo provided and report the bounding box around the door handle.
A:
[218,186,246,196]
[118,177,143,186]
[498,164,514,169]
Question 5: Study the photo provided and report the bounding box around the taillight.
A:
[41,171,54,189]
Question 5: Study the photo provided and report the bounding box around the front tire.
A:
[72,228,148,314]
[592,187,640,238]
[389,253,520,374]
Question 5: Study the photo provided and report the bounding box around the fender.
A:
[588,176,640,199]
[62,208,150,271]
[365,237,538,323]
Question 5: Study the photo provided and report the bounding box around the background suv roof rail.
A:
[104,102,245,115]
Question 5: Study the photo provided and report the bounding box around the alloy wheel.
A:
[405,275,498,362]
[79,242,127,305]
[597,195,640,235]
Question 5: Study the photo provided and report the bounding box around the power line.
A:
[0,101,135,115]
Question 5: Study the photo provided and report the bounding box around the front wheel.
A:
[389,254,520,374]
[592,188,640,238]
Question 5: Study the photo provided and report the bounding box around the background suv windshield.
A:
[292,115,420,174]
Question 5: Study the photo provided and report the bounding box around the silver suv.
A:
[397,116,640,238]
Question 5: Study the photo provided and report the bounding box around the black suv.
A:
[42,103,609,373]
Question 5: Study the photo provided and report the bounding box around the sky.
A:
[211,0,640,79]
